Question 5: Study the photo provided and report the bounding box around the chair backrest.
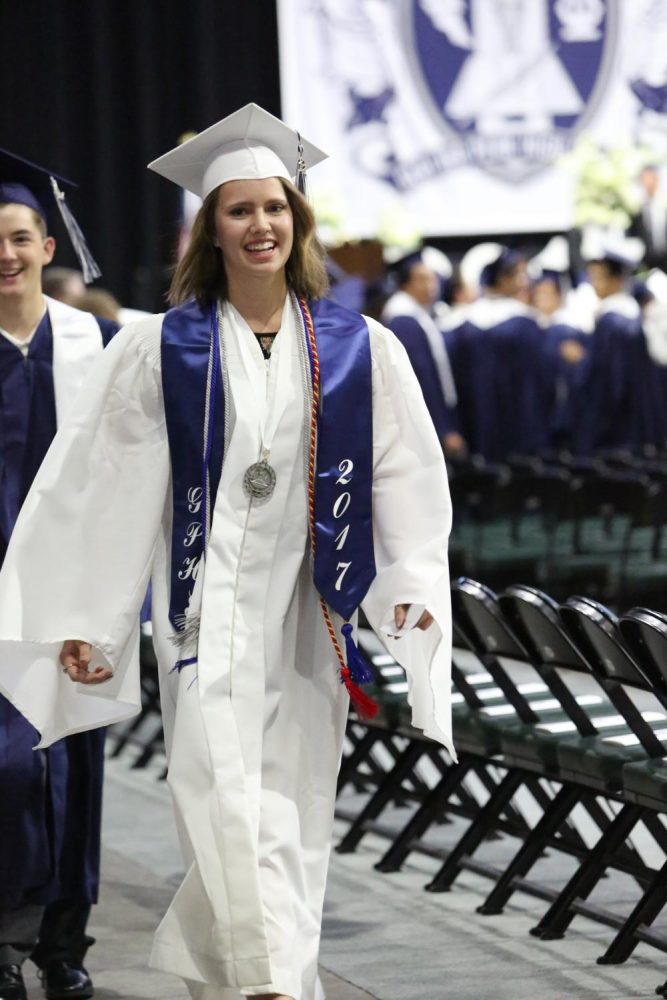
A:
[499,585,600,736]
[503,470,572,539]
[452,577,541,724]
[561,597,651,689]
[619,608,667,703]
[570,471,650,521]
[561,596,667,757]
[500,585,586,672]
[448,463,509,524]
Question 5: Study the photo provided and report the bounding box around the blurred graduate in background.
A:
[381,247,466,456]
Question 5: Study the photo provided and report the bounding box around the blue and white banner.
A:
[278,0,667,237]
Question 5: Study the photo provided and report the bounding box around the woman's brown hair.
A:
[168,179,329,306]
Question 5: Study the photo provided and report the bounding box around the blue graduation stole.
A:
[161,296,377,647]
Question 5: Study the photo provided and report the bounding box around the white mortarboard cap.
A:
[580,226,645,269]
[527,235,570,281]
[148,103,328,201]
[422,246,453,280]
[646,268,667,303]
[460,242,503,291]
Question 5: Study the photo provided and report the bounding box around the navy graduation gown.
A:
[0,312,115,911]
[541,322,590,451]
[448,307,547,461]
[571,307,663,455]
[385,314,460,437]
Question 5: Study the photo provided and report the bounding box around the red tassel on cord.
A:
[341,667,379,720]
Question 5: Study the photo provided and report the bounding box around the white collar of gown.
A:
[223,295,296,457]
[46,295,104,425]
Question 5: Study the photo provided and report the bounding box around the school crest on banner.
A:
[403,0,617,184]
[278,0,656,236]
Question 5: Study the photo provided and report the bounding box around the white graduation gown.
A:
[0,297,453,1000]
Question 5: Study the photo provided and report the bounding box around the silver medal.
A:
[243,459,277,500]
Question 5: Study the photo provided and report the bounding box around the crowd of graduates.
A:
[344,235,667,464]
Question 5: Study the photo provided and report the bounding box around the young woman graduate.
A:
[0,105,454,1000]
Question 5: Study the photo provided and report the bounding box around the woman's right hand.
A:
[59,640,113,685]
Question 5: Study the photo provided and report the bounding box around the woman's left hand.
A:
[59,639,113,685]
[393,604,434,632]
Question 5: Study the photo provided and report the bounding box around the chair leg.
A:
[643,813,667,859]
[478,782,582,915]
[337,727,385,796]
[375,756,475,873]
[425,768,525,893]
[336,740,428,854]
[109,693,159,757]
[597,858,667,965]
[531,803,643,940]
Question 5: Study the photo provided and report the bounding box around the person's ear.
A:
[42,236,56,266]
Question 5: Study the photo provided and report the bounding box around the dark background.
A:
[0,0,282,311]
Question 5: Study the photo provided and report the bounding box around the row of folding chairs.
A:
[338,578,667,997]
[447,456,667,609]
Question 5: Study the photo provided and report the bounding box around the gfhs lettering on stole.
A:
[334,459,353,591]
[178,486,203,589]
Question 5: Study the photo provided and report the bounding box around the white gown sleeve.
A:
[361,318,456,758]
[0,317,170,747]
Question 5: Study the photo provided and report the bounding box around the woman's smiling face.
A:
[213,177,294,285]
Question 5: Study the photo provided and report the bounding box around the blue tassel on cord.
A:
[341,623,374,685]
[169,656,198,674]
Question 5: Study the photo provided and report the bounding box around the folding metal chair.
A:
[529,597,667,942]
[336,617,530,860]
[594,607,667,965]
[476,584,654,917]
[424,578,592,894]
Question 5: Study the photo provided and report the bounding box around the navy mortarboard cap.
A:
[0,148,100,283]
[389,246,452,282]
[388,250,423,287]
[632,278,653,308]
[479,246,523,288]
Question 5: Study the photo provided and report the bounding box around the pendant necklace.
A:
[243,450,277,500]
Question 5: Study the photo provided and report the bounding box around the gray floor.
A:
[22,751,667,1000]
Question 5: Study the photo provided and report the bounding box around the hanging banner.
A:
[278,0,667,238]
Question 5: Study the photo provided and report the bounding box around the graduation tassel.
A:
[340,665,379,721]
[341,623,374,685]
[49,176,101,284]
[169,613,201,648]
[295,132,308,198]
[340,623,378,720]
[170,655,197,674]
